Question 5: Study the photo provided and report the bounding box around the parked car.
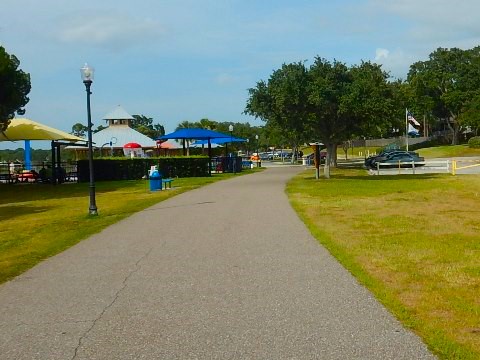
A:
[365,150,420,168]
[369,151,425,169]
[304,151,327,161]
[259,152,273,160]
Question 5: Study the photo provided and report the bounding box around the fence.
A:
[373,159,480,176]
[210,156,244,173]
[0,161,77,184]
[452,159,480,175]
[373,160,450,175]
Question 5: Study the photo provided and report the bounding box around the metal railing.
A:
[373,159,480,175]
[374,160,449,175]
[0,161,78,184]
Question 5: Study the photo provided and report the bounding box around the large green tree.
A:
[0,46,31,131]
[246,57,395,177]
[307,58,394,176]
[407,47,480,144]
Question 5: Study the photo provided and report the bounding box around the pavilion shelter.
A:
[158,128,231,175]
[68,105,157,158]
[0,118,86,184]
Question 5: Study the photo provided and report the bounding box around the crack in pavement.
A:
[71,248,153,360]
[16,319,93,327]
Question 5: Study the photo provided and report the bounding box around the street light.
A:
[228,124,235,173]
[80,63,98,215]
[255,134,260,167]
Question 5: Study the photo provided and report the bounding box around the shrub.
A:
[77,157,211,182]
[468,136,480,148]
[407,138,449,151]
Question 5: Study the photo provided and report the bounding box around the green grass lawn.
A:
[287,168,480,359]
[0,172,248,284]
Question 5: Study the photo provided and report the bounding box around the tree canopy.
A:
[131,114,165,139]
[71,123,87,137]
[0,46,31,131]
[407,46,480,143]
[245,57,395,177]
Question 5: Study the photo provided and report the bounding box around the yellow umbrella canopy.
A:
[0,118,85,142]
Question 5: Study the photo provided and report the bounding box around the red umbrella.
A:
[123,142,142,149]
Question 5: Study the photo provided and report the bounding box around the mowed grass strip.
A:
[0,173,239,284]
[417,144,480,158]
[287,169,480,360]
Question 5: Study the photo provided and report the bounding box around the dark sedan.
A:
[369,151,425,169]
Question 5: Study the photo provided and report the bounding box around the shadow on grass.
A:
[0,205,51,220]
[0,180,146,205]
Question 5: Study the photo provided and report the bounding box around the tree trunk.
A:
[291,144,297,164]
[446,115,458,145]
[331,143,338,167]
[323,142,336,179]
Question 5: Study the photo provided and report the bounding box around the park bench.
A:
[162,178,174,189]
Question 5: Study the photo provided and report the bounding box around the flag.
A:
[407,111,420,127]
[408,123,419,136]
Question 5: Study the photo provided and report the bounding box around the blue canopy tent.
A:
[192,137,246,145]
[157,128,232,175]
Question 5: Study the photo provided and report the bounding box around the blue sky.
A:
[1,0,480,149]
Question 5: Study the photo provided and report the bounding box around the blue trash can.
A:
[149,170,162,191]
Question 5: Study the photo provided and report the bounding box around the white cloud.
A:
[215,73,237,85]
[372,48,418,79]
[57,13,164,51]
[375,48,389,61]
[371,0,480,44]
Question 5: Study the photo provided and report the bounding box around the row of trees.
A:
[244,47,480,176]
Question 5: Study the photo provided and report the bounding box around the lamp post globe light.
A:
[80,63,98,215]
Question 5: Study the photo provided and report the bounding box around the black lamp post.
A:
[229,124,235,173]
[80,63,98,215]
[255,134,260,167]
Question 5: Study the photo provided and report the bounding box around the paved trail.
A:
[0,167,435,359]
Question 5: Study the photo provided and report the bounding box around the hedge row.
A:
[468,136,480,148]
[77,157,210,182]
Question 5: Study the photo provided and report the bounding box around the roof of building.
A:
[103,105,134,120]
[92,126,156,148]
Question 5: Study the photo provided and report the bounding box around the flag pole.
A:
[405,108,409,151]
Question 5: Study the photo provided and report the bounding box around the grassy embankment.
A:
[0,171,254,284]
[416,144,480,158]
[301,144,480,160]
[287,168,479,359]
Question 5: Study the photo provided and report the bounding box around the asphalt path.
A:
[0,167,435,359]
